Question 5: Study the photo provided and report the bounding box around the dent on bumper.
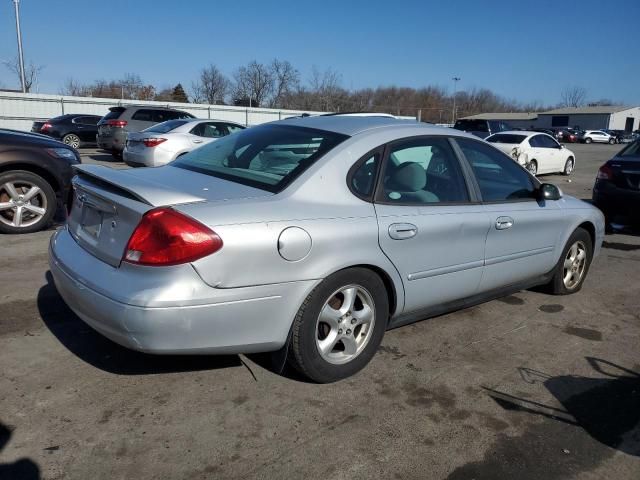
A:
[49,229,319,354]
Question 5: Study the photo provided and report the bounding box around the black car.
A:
[453,119,511,139]
[32,114,102,149]
[0,129,80,234]
[592,140,640,229]
[97,106,194,159]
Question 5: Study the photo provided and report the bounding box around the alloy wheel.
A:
[0,181,48,228]
[315,285,376,365]
[563,240,587,289]
[63,134,81,149]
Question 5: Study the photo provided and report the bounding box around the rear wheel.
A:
[547,227,593,295]
[527,160,538,175]
[111,151,123,160]
[563,157,574,176]
[62,133,80,149]
[608,138,615,145]
[0,170,56,234]
[288,268,388,383]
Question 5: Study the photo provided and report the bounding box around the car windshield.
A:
[486,134,527,144]
[620,141,640,157]
[144,120,190,133]
[172,124,349,192]
[453,120,488,132]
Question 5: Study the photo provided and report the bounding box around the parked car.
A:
[31,114,102,149]
[97,106,195,159]
[555,128,580,143]
[453,119,511,139]
[0,129,80,234]
[602,129,635,144]
[486,131,576,175]
[579,130,616,144]
[49,116,604,383]
[592,140,640,228]
[124,119,245,167]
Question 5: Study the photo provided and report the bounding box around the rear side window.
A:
[226,123,245,134]
[456,137,536,202]
[487,134,527,144]
[73,116,100,125]
[350,152,380,198]
[173,124,348,193]
[144,120,190,133]
[102,108,125,121]
[131,109,154,121]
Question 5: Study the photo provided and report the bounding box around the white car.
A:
[579,130,616,144]
[486,131,576,175]
[123,119,245,167]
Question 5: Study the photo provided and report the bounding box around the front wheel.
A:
[0,170,57,234]
[563,157,574,176]
[585,138,592,144]
[608,138,615,145]
[547,227,593,295]
[62,133,81,149]
[288,268,389,383]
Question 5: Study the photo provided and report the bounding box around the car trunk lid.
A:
[609,157,640,191]
[67,164,272,267]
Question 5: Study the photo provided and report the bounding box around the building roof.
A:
[460,112,539,121]
[540,106,636,115]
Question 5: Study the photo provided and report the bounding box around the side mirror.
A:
[560,144,565,149]
[538,183,562,201]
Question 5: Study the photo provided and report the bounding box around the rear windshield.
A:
[620,141,640,157]
[144,120,190,133]
[486,134,527,144]
[102,108,125,121]
[454,120,488,132]
[172,124,349,193]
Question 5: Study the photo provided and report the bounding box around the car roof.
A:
[492,130,550,137]
[277,115,447,136]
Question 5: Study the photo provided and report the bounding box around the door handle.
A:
[193,139,203,144]
[388,223,418,240]
[495,216,514,230]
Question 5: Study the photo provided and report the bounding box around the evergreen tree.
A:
[171,83,189,103]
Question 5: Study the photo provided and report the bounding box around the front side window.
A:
[190,122,226,138]
[172,125,348,193]
[456,137,536,202]
[379,137,469,204]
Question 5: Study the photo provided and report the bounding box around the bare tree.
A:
[233,61,274,107]
[308,66,345,111]
[270,59,299,108]
[191,64,230,104]
[560,86,587,108]
[2,57,44,92]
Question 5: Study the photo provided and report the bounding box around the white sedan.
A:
[123,119,245,167]
[486,131,576,175]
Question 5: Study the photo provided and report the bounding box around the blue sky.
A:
[0,0,638,105]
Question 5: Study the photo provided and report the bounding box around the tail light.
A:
[596,164,614,180]
[107,119,128,127]
[41,123,52,131]
[143,138,167,147]
[123,208,223,266]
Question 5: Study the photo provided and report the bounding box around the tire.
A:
[547,227,593,295]
[111,151,123,160]
[608,138,615,145]
[563,157,574,176]
[527,160,538,175]
[0,170,57,234]
[288,267,389,383]
[585,138,592,144]
[62,133,81,149]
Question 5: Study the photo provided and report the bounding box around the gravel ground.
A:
[0,143,638,480]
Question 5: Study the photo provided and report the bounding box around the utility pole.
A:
[13,0,27,93]
[452,76,461,124]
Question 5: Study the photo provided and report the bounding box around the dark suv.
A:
[32,114,102,149]
[97,106,195,158]
[0,129,80,234]
[453,119,511,139]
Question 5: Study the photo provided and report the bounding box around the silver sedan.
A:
[49,116,604,383]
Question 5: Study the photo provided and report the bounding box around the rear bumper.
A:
[123,148,173,167]
[48,228,318,354]
[97,130,126,152]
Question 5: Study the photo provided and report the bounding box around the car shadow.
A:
[0,423,40,480]
[38,271,242,375]
[484,357,640,457]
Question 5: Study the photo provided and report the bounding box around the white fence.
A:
[0,92,331,131]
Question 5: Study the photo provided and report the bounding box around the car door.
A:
[454,137,566,292]
[527,134,552,173]
[73,116,99,142]
[536,134,564,173]
[373,136,490,314]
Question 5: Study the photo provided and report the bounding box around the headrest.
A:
[388,162,426,192]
